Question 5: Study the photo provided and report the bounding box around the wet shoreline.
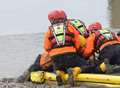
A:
[0,78,106,88]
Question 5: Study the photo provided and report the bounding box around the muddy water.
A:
[0,33,44,78]
[0,30,119,79]
[0,78,108,88]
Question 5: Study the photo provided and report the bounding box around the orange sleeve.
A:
[44,29,52,51]
[74,34,86,51]
[40,51,52,66]
[67,23,81,50]
[67,22,86,52]
[83,33,95,58]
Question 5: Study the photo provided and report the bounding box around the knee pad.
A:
[30,71,45,83]
[72,67,81,76]
[99,62,107,73]
[56,70,65,80]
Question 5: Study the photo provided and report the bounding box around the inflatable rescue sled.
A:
[30,71,120,85]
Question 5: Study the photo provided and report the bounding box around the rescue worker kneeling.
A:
[83,22,120,73]
[45,9,87,86]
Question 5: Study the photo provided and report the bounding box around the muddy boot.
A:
[56,75,64,86]
[67,68,75,87]
[16,70,30,83]
[56,70,64,86]
[98,59,113,74]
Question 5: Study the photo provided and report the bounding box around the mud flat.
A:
[0,78,111,88]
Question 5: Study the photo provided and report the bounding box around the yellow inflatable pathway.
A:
[31,71,120,85]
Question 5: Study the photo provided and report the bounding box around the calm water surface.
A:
[0,33,44,78]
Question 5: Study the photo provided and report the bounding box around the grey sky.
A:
[0,0,109,35]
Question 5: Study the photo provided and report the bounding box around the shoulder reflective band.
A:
[71,19,86,35]
[71,19,81,27]
[99,30,113,40]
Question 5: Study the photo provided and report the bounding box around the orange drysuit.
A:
[83,32,120,58]
[44,21,86,57]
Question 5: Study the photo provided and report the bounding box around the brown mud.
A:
[0,77,119,88]
[0,66,120,88]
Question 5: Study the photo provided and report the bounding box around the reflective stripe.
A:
[95,29,117,50]
[99,30,114,40]
[49,23,74,48]
[53,43,74,48]
[71,19,82,27]
[52,23,65,46]
[70,19,86,36]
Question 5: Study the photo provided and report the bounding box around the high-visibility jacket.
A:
[44,21,86,57]
[83,30,120,58]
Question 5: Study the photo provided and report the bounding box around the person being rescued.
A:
[44,9,93,86]
[83,22,120,73]
[16,51,53,83]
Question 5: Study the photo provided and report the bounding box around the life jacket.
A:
[49,22,74,48]
[94,29,117,51]
[69,19,88,37]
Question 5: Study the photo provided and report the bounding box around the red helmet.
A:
[88,22,102,33]
[48,9,67,24]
